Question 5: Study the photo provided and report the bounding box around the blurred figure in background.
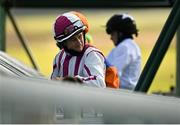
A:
[105,13,141,90]
[51,11,106,88]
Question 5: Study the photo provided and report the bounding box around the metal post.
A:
[135,0,180,92]
[0,3,6,51]
[6,9,40,71]
[176,26,180,97]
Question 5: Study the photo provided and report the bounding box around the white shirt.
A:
[51,45,106,88]
[106,38,141,90]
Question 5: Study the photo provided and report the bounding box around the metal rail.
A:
[0,4,6,51]
[135,0,180,92]
[1,76,180,123]
[6,8,39,71]
[177,26,180,97]
[1,0,174,8]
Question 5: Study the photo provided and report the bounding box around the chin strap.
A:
[63,46,84,56]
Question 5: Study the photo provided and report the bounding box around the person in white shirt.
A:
[51,11,106,88]
[105,13,141,90]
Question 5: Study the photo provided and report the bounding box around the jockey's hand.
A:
[62,76,83,84]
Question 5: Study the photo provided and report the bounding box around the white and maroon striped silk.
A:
[51,45,106,88]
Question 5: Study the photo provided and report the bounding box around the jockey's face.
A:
[110,31,118,46]
[65,32,84,52]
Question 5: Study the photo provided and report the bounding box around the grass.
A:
[6,8,176,93]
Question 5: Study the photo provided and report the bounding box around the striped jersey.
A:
[51,44,106,88]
